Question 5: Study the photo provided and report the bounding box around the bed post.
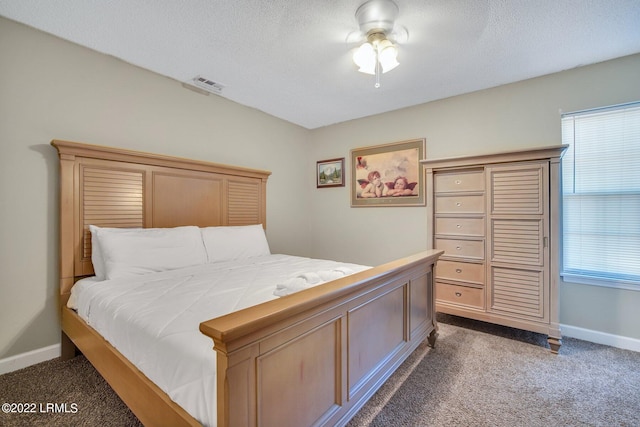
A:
[55,146,79,360]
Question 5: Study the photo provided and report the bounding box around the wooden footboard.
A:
[200,250,442,427]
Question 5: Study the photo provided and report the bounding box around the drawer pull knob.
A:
[455,292,462,297]
[455,179,461,185]
[456,268,462,273]
[456,224,462,228]
[456,202,462,206]
[456,246,462,250]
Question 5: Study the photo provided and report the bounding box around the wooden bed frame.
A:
[52,139,443,427]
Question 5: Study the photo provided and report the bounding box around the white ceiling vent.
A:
[190,76,225,94]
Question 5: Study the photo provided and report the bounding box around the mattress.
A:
[69,254,370,426]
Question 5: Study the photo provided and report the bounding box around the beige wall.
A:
[308,54,640,342]
[1,15,639,360]
[0,17,311,359]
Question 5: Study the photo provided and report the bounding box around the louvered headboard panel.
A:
[228,179,262,225]
[52,140,271,298]
[80,165,145,263]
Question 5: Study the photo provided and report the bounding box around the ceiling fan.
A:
[348,0,408,88]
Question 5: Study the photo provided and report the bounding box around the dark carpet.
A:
[1,314,638,427]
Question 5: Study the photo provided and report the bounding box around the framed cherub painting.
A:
[350,138,426,207]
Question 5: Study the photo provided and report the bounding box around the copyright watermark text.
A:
[2,402,78,414]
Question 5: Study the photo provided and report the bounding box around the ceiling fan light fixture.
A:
[351,0,402,88]
[352,32,399,76]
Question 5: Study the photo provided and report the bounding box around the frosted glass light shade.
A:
[353,42,377,75]
[377,40,399,72]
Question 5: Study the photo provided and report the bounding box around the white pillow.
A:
[95,226,208,280]
[90,225,148,280]
[201,224,271,263]
[89,225,131,280]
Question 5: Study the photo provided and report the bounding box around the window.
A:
[561,101,640,290]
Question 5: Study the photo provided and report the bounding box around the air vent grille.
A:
[191,76,225,94]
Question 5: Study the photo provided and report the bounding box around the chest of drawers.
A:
[422,146,567,353]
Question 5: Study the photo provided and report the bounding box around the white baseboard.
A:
[1,326,637,376]
[0,344,61,375]
[561,324,640,353]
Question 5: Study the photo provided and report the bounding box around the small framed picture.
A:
[316,158,345,188]
[351,138,426,207]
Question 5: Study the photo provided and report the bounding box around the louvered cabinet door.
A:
[486,162,550,323]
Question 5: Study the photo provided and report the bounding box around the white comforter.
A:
[69,254,370,427]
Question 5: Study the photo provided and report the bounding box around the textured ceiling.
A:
[1,0,640,129]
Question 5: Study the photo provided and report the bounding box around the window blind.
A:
[561,102,640,288]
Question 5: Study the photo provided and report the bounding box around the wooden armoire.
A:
[421,145,568,352]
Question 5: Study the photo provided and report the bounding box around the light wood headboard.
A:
[52,140,271,301]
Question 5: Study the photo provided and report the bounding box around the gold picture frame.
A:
[351,138,426,207]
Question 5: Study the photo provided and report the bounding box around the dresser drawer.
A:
[435,238,484,260]
[435,217,485,236]
[436,282,485,309]
[435,170,485,193]
[435,195,485,214]
[436,260,484,285]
